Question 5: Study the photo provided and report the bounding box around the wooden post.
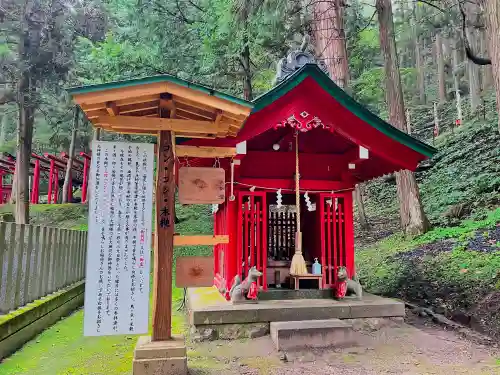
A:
[152,130,175,341]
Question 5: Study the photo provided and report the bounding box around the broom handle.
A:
[295,131,300,234]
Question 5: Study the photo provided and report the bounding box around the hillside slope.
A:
[356,120,500,337]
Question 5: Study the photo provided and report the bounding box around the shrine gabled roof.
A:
[68,74,252,108]
[248,63,436,158]
[68,74,252,138]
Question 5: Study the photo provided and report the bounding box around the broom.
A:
[290,131,308,276]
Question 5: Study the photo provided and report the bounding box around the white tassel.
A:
[304,191,313,211]
[276,189,282,209]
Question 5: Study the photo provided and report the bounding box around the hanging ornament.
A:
[276,189,282,209]
[229,161,235,201]
[326,198,333,207]
[304,191,313,211]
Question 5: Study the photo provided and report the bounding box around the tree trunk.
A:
[479,28,492,90]
[466,26,481,113]
[376,0,430,236]
[85,127,101,204]
[452,36,463,126]
[15,75,34,224]
[354,184,369,230]
[62,107,79,203]
[241,43,253,101]
[436,33,447,103]
[415,35,426,103]
[9,171,17,204]
[479,0,500,132]
[313,0,367,227]
[313,0,350,89]
[0,114,8,147]
[93,127,101,141]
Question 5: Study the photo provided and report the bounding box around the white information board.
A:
[84,141,154,336]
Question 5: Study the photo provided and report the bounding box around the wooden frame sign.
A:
[175,256,214,288]
[178,167,225,204]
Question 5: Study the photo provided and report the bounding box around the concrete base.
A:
[270,319,353,351]
[188,288,405,326]
[133,335,187,375]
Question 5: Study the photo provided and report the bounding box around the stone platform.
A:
[270,319,354,351]
[187,287,405,340]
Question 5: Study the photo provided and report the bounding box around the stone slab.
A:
[134,335,186,359]
[133,357,187,375]
[189,292,404,326]
[270,319,354,351]
[191,322,269,341]
[133,335,187,375]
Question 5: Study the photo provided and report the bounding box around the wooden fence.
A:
[0,223,87,314]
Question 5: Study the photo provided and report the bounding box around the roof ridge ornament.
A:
[274,34,329,85]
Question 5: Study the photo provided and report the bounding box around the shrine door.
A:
[237,191,267,289]
[318,192,354,288]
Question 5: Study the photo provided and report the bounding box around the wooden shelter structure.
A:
[69,53,436,358]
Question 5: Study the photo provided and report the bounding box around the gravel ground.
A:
[188,314,500,375]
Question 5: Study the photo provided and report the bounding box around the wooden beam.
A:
[104,127,157,135]
[175,145,237,158]
[152,130,175,341]
[237,178,353,191]
[118,100,159,114]
[173,235,229,246]
[105,101,119,116]
[175,101,216,120]
[73,81,251,116]
[174,133,216,139]
[96,115,219,134]
[80,94,160,111]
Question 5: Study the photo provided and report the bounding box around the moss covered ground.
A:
[0,288,185,375]
[0,202,212,374]
[357,120,500,337]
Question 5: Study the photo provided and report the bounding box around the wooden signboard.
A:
[175,256,214,288]
[178,167,225,204]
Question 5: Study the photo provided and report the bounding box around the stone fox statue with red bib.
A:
[229,266,262,302]
[336,266,363,300]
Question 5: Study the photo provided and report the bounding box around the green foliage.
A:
[357,206,500,330]
[365,120,500,227]
[419,121,500,225]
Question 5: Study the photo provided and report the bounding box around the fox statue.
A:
[229,266,262,303]
[336,266,362,300]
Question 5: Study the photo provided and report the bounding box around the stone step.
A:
[270,319,354,351]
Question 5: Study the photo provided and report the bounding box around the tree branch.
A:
[458,0,491,65]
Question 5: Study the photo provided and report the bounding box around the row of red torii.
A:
[0,152,91,204]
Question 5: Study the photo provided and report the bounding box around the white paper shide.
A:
[84,141,154,336]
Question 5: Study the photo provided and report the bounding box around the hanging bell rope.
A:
[290,131,308,276]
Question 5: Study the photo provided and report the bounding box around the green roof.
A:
[252,63,437,158]
[67,74,253,108]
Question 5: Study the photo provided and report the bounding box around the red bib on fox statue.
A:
[335,280,347,299]
[247,281,258,300]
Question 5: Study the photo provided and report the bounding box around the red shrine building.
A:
[70,48,436,301]
[179,57,436,298]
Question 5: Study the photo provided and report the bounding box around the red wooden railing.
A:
[319,192,354,288]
